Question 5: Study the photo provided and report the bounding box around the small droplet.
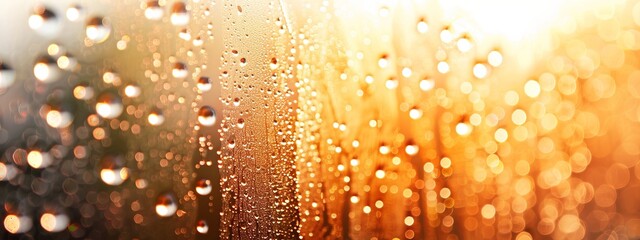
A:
[148,108,165,126]
[172,62,188,78]
[144,0,164,20]
[170,2,189,26]
[417,18,428,33]
[44,92,74,129]
[27,149,53,169]
[0,61,16,89]
[155,193,178,217]
[66,4,83,22]
[198,106,216,126]
[40,213,69,233]
[195,179,212,195]
[85,16,111,43]
[34,56,61,83]
[419,78,434,91]
[197,76,212,92]
[237,118,245,129]
[269,58,278,70]
[100,154,129,186]
[73,82,94,100]
[378,54,389,68]
[196,220,209,234]
[56,53,78,71]
[96,91,124,119]
[488,50,503,67]
[124,84,141,98]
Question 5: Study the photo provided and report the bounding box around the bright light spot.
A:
[456,122,472,136]
[481,204,496,219]
[437,61,450,74]
[488,50,503,67]
[419,79,435,91]
[473,63,489,79]
[40,213,69,233]
[524,80,541,98]
[100,168,129,186]
[4,215,32,234]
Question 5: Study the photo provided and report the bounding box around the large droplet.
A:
[0,61,16,89]
[196,220,209,234]
[196,76,212,92]
[155,193,178,217]
[40,213,69,233]
[148,108,165,126]
[170,2,189,26]
[99,154,129,186]
[34,56,61,83]
[85,16,111,43]
[3,215,32,234]
[195,179,212,195]
[197,106,216,126]
[95,91,124,119]
[28,5,60,37]
[144,0,164,20]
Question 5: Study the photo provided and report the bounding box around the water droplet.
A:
[144,0,164,20]
[417,18,428,33]
[237,118,245,129]
[27,149,53,169]
[0,162,18,181]
[3,215,32,234]
[40,213,69,233]
[148,108,165,126]
[227,138,236,149]
[66,4,83,21]
[195,179,212,195]
[419,78,435,91]
[28,5,60,37]
[73,82,94,100]
[172,62,188,78]
[34,56,61,83]
[44,93,74,128]
[405,141,419,156]
[378,54,389,68]
[385,78,398,89]
[85,16,111,43]
[197,76,212,92]
[56,53,78,71]
[155,193,178,217]
[409,107,423,120]
[124,84,141,98]
[269,57,278,70]
[0,61,16,89]
[100,154,129,186]
[196,220,209,234]
[197,106,216,126]
[456,122,472,136]
[240,57,247,67]
[96,91,124,119]
[488,50,503,67]
[170,2,189,26]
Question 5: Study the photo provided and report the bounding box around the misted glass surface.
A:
[1,0,640,239]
